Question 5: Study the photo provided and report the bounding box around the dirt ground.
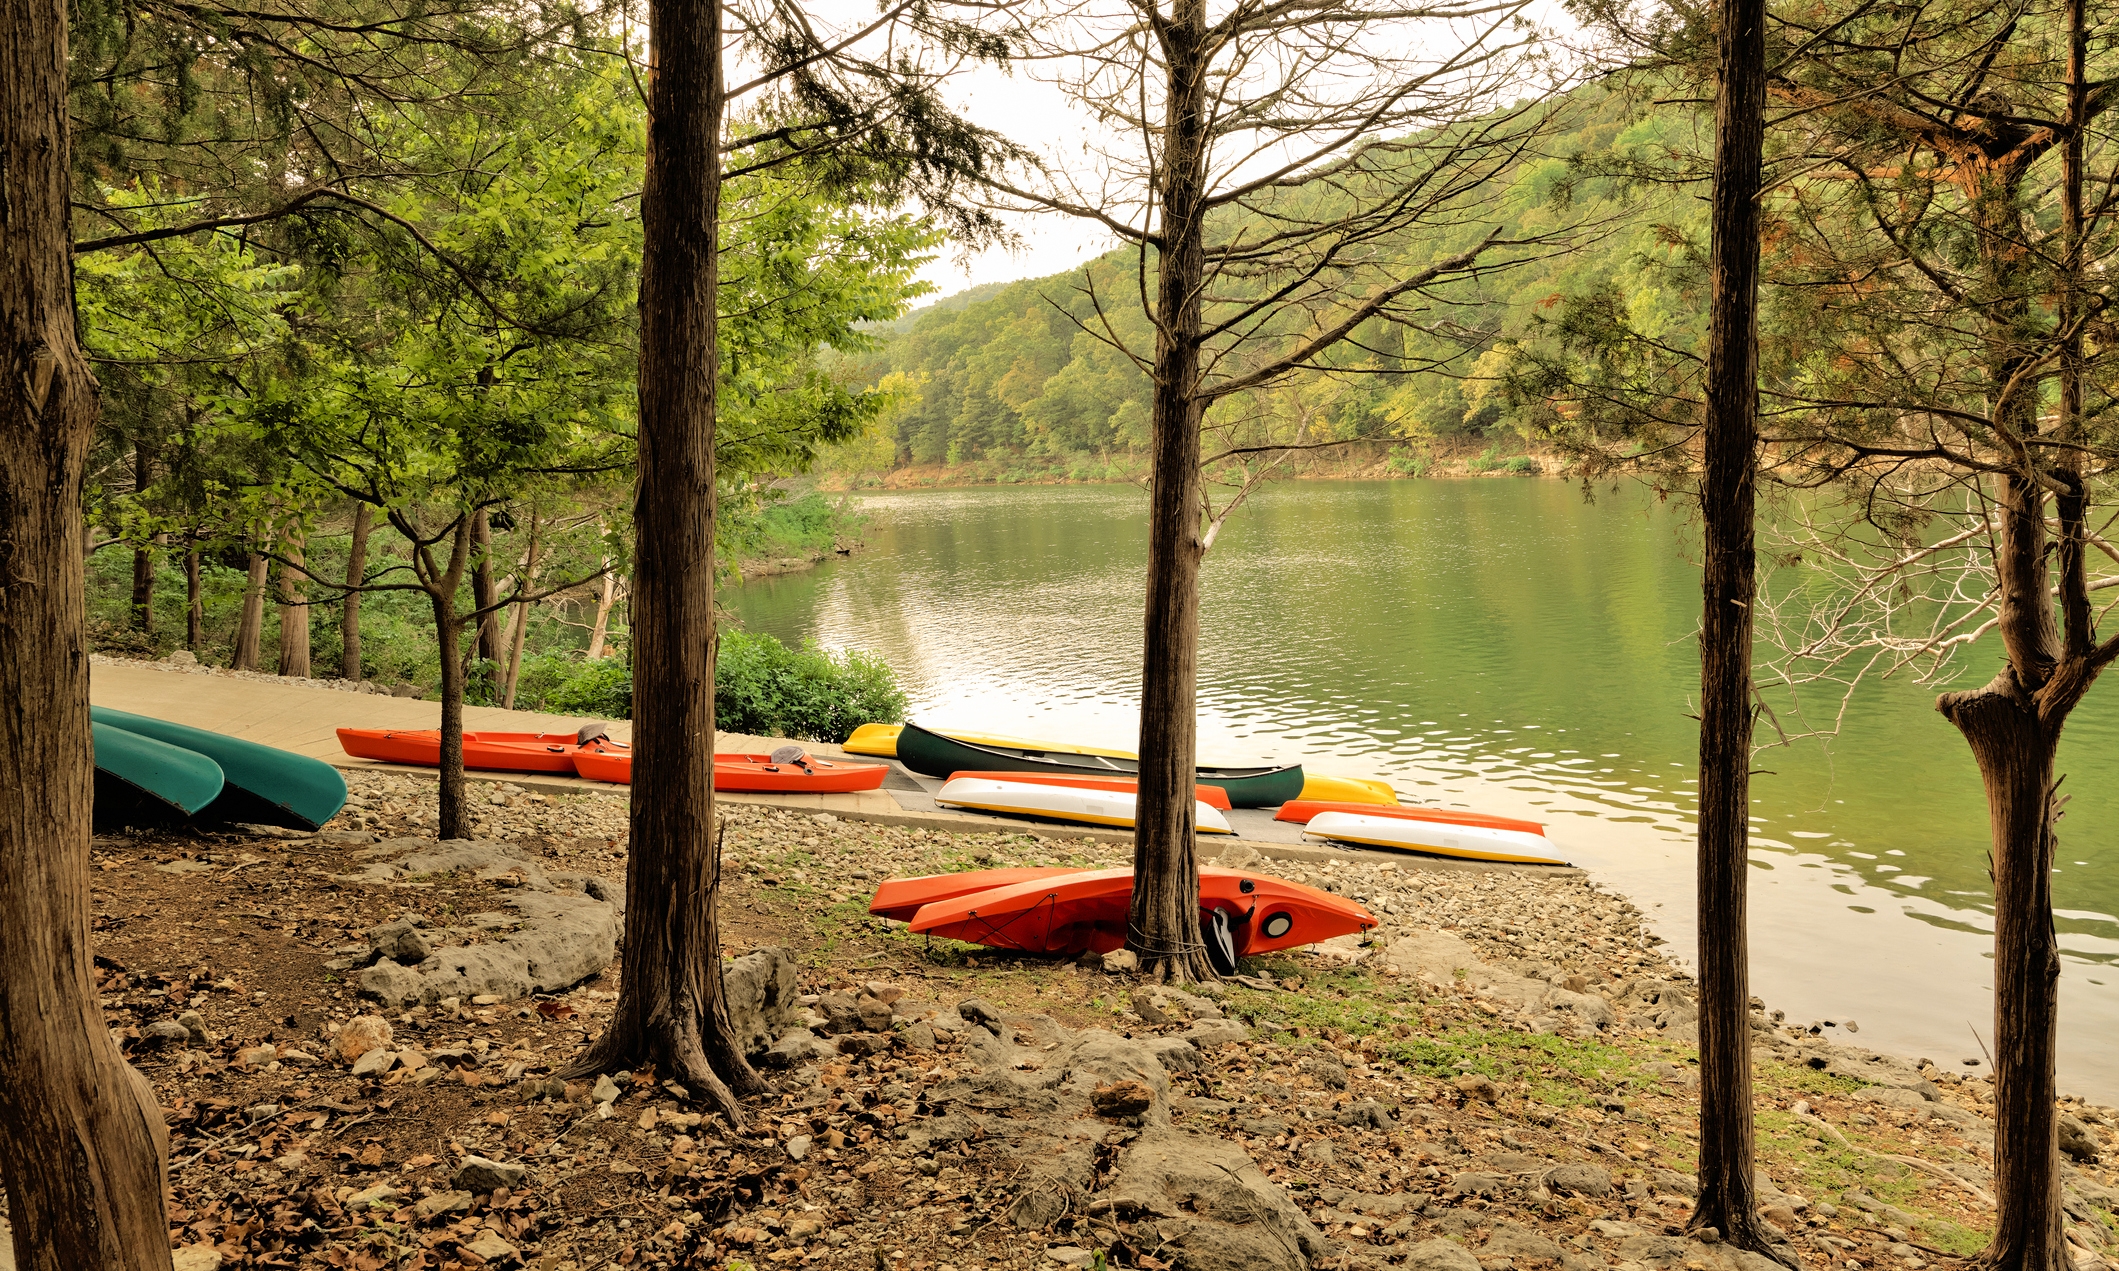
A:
[60,771,2119,1271]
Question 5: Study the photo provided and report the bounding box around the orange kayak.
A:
[903,866,1375,957]
[1272,799,1545,837]
[570,747,889,793]
[337,728,590,773]
[942,771,1232,810]
[868,867,1082,922]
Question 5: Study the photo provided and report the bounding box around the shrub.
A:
[544,656,636,719]
[715,628,908,743]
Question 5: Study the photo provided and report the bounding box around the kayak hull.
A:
[1302,811,1569,865]
[337,728,587,773]
[92,722,226,832]
[1296,774,1397,805]
[898,721,1302,808]
[571,747,889,792]
[942,771,1232,810]
[903,866,1375,957]
[92,706,346,830]
[868,867,1082,922]
[1274,800,1545,837]
[935,777,1233,833]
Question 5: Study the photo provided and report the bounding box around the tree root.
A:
[1797,1110,1997,1208]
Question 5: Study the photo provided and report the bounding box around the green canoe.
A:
[92,706,348,830]
[895,721,1305,808]
[92,721,226,832]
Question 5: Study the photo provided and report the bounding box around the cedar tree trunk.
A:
[473,508,500,664]
[128,443,154,631]
[1690,0,1781,1255]
[342,502,371,681]
[587,565,618,659]
[1126,0,1216,984]
[184,541,202,649]
[567,0,763,1125]
[232,550,268,670]
[0,0,178,1256]
[276,522,309,678]
[414,515,477,841]
[501,503,543,709]
[1939,472,2073,1271]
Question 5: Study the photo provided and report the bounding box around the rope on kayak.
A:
[1123,921,1208,960]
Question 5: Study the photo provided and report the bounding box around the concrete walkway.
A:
[89,658,1575,875]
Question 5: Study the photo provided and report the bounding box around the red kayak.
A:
[1273,799,1546,837]
[869,867,1082,922]
[337,728,594,774]
[943,771,1233,810]
[571,747,888,793]
[903,866,1375,957]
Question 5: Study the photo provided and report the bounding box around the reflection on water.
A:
[729,480,2119,1099]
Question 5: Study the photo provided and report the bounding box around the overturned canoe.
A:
[935,776,1233,834]
[1297,774,1398,805]
[92,706,346,830]
[571,747,889,792]
[1302,811,1568,865]
[93,721,225,832]
[1274,800,1545,837]
[942,771,1232,810]
[898,721,1302,808]
[902,866,1375,957]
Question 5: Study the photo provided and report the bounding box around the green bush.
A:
[715,628,908,743]
[503,630,906,742]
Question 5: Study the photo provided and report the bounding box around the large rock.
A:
[1096,1129,1329,1270]
[1385,930,1613,1029]
[334,1015,394,1063]
[1403,1239,1482,1271]
[357,889,618,1007]
[724,948,799,1055]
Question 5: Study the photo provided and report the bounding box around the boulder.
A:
[723,947,798,1054]
[1404,1239,1483,1271]
[451,1156,529,1193]
[1546,1161,1614,1198]
[334,1015,394,1063]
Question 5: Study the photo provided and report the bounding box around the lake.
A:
[727,479,2119,1099]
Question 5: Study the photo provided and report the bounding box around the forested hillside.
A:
[827,86,1708,483]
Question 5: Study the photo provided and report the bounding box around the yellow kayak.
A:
[841,722,1397,806]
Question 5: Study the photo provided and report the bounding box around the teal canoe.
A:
[895,721,1305,809]
[91,706,348,830]
[93,721,225,832]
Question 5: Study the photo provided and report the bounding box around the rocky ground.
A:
[28,767,2119,1271]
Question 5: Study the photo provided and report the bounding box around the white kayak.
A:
[934,777,1234,834]
[1302,811,1568,865]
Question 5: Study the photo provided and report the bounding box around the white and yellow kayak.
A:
[1301,811,1568,865]
[845,722,1397,806]
[935,776,1234,834]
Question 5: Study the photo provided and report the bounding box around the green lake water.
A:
[727,479,2118,1098]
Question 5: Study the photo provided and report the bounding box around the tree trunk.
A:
[1690,0,1779,1255]
[1940,471,2072,1271]
[232,550,268,671]
[276,521,310,678]
[473,508,501,664]
[567,0,762,1125]
[1,0,178,1255]
[501,502,543,709]
[1126,0,1215,984]
[342,502,371,681]
[129,444,154,632]
[426,515,477,841]
[184,541,202,649]
[587,564,619,659]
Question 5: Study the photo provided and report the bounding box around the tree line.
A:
[0,0,2110,1264]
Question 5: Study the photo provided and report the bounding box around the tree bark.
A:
[1,0,177,1255]
[129,443,154,632]
[501,501,543,709]
[276,521,310,678]
[1939,469,2073,1271]
[184,541,202,650]
[232,550,268,670]
[404,514,478,841]
[1691,0,1780,1254]
[473,508,501,664]
[587,564,619,659]
[1127,0,1216,984]
[342,502,371,681]
[567,0,762,1125]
